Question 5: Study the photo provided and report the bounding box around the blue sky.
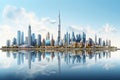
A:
[0,0,120,47]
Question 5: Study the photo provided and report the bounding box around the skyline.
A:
[0,0,120,47]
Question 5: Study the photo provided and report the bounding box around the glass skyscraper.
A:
[28,25,31,46]
[17,30,21,46]
[37,34,41,46]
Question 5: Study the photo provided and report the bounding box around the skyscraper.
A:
[6,40,10,47]
[95,34,97,45]
[82,32,86,44]
[28,25,32,46]
[71,32,76,42]
[21,32,24,45]
[17,30,21,46]
[31,33,35,46]
[51,34,55,46]
[46,32,50,40]
[25,36,28,44]
[12,37,17,45]
[58,11,61,45]
[37,34,41,46]
[98,38,102,46]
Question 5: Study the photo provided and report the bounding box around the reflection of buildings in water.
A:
[51,52,55,61]
[5,50,112,70]
[64,50,112,64]
[45,52,51,62]
[57,52,61,74]
[31,51,36,62]
[42,52,45,59]
[43,52,56,62]
[17,52,24,65]
[109,51,111,58]
[6,51,10,57]
[12,52,17,59]
[28,51,32,69]
[64,50,86,64]
[37,51,42,62]
[82,50,86,64]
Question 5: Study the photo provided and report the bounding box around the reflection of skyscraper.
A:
[17,52,21,65]
[37,51,42,62]
[82,50,86,64]
[12,52,17,59]
[28,51,32,69]
[28,25,32,46]
[6,51,10,57]
[58,11,61,45]
[57,53,61,74]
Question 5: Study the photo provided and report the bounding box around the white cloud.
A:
[103,63,115,70]
[0,5,58,47]
[0,5,119,48]
[102,23,117,33]
[40,17,56,24]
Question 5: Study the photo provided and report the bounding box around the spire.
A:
[58,10,61,44]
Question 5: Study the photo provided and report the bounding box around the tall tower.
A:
[58,11,61,45]
[28,25,31,46]
[95,34,97,45]
[17,30,21,46]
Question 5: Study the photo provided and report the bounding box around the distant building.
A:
[82,32,86,47]
[42,39,45,46]
[17,30,21,46]
[71,32,76,42]
[58,11,61,45]
[12,37,17,45]
[103,40,105,46]
[76,34,81,42]
[21,32,24,45]
[37,34,41,46]
[45,40,51,46]
[98,38,102,46]
[88,38,93,47]
[31,33,35,46]
[25,36,28,44]
[106,40,108,46]
[28,25,32,46]
[109,40,111,47]
[95,34,97,45]
[6,40,10,47]
[46,32,50,40]
[51,35,54,46]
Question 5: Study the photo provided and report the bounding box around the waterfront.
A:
[0,50,120,80]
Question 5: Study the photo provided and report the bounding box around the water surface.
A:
[0,50,120,80]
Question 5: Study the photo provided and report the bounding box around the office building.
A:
[21,32,24,45]
[37,34,41,46]
[17,30,21,46]
[12,37,17,45]
[28,25,32,46]
[6,40,10,47]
